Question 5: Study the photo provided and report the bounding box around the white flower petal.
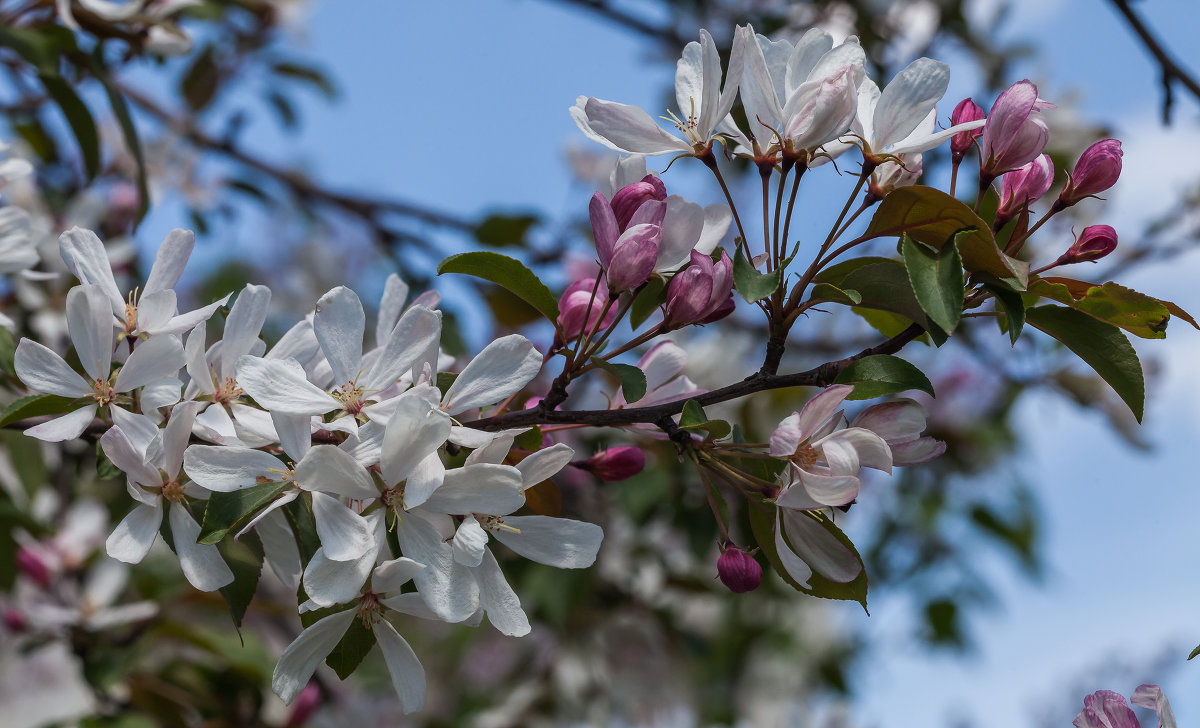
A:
[105,502,163,563]
[472,548,530,637]
[141,377,182,414]
[371,556,425,594]
[184,321,214,395]
[302,545,375,607]
[257,508,301,590]
[14,338,91,397]
[418,464,524,516]
[376,273,410,347]
[380,393,450,486]
[99,426,162,486]
[311,491,374,561]
[151,295,231,337]
[219,284,271,380]
[872,57,949,149]
[402,452,445,510]
[235,356,339,415]
[313,286,365,386]
[444,335,542,415]
[374,619,427,714]
[364,305,441,392]
[25,405,98,442]
[182,445,284,492]
[774,514,815,587]
[515,443,574,489]
[66,284,116,381]
[58,227,123,313]
[109,406,163,463]
[379,592,440,620]
[447,425,497,449]
[169,504,234,591]
[796,468,860,507]
[781,509,861,583]
[296,444,377,500]
[271,608,356,705]
[394,513,479,623]
[581,98,692,155]
[820,427,892,473]
[114,336,185,392]
[493,515,603,568]
[266,319,320,364]
[271,411,311,463]
[452,518,489,567]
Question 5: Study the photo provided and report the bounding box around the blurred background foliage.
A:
[0,0,1196,726]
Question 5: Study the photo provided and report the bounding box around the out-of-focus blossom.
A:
[1131,684,1178,728]
[851,398,945,465]
[1060,139,1123,206]
[1074,685,1176,728]
[572,28,746,156]
[997,154,1055,225]
[980,80,1054,177]
[1054,225,1118,266]
[614,340,703,408]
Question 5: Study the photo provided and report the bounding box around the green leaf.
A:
[805,283,862,306]
[1189,643,1200,661]
[96,442,122,480]
[438,251,559,323]
[513,426,543,451]
[216,531,264,630]
[198,481,291,545]
[0,394,78,427]
[1029,279,1170,339]
[180,46,219,111]
[733,248,782,303]
[747,502,868,611]
[1026,305,1145,422]
[0,326,16,377]
[434,371,458,398]
[474,213,539,248]
[271,61,338,99]
[677,399,731,439]
[987,283,1026,345]
[863,186,1028,287]
[326,614,377,679]
[901,234,964,334]
[590,358,646,402]
[819,258,932,329]
[629,277,667,329]
[39,74,101,181]
[834,354,935,400]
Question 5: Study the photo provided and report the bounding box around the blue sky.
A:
[136,0,1200,724]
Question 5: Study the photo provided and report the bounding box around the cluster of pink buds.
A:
[665,250,735,327]
[589,175,668,292]
[557,278,617,343]
[996,154,1054,227]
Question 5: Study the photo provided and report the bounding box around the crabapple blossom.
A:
[980,80,1054,177]
[1060,138,1124,206]
[1055,225,1119,266]
[997,154,1055,225]
[949,97,985,161]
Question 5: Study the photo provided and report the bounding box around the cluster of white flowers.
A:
[13,226,605,712]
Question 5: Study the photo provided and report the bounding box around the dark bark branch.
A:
[464,324,925,431]
[1107,0,1200,124]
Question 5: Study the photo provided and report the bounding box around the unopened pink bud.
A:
[1055,225,1117,266]
[717,546,762,594]
[664,250,734,327]
[980,80,1054,177]
[15,546,51,588]
[997,154,1054,224]
[557,279,615,341]
[1060,139,1123,206]
[611,175,667,230]
[605,223,661,292]
[584,446,645,482]
[284,683,322,727]
[3,608,26,633]
[950,98,985,160]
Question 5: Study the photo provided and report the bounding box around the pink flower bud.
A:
[869,156,923,201]
[717,546,762,594]
[950,98,985,161]
[584,446,645,482]
[1060,139,1123,206]
[284,683,322,727]
[557,278,616,341]
[664,250,734,327]
[606,223,661,292]
[1074,691,1139,728]
[611,174,667,230]
[980,80,1054,177]
[1055,225,1117,266]
[16,546,52,588]
[997,154,1054,224]
[3,608,27,633]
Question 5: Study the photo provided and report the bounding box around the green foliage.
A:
[0,326,16,377]
[326,615,377,679]
[437,251,559,323]
[985,281,1026,345]
[1028,278,1170,339]
[805,282,862,307]
[678,399,731,439]
[815,257,933,333]
[94,64,150,226]
[590,358,646,402]
[1026,305,1145,421]
[216,531,265,631]
[0,393,78,427]
[474,213,540,248]
[630,277,667,328]
[1189,643,1200,661]
[834,354,935,400]
[733,248,782,303]
[198,481,291,545]
[39,73,100,180]
[863,186,1027,287]
[901,234,964,335]
[180,46,220,111]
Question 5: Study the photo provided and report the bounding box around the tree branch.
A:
[1107,0,1200,124]
[463,324,925,431]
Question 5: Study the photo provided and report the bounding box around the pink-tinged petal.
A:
[637,340,688,395]
[419,464,524,516]
[582,98,692,155]
[373,619,427,714]
[794,385,854,440]
[394,512,480,623]
[886,117,986,156]
[380,392,450,486]
[443,335,542,415]
[14,338,91,397]
[313,286,365,387]
[311,492,374,562]
[183,445,284,492]
[58,227,123,314]
[99,427,162,487]
[142,228,194,296]
[781,510,861,583]
[219,284,270,380]
[656,195,705,272]
[365,305,441,392]
[819,427,893,473]
[67,284,116,381]
[1073,690,1139,728]
[493,515,603,568]
[774,480,823,511]
[872,58,950,149]
[472,548,530,637]
[796,468,860,507]
[890,437,946,465]
[815,434,861,475]
[296,444,377,500]
[25,405,98,442]
[168,504,233,591]
[271,608,356,705]
[589,192,620,267]
[235,356,339,415]
[606,224,660,291]
[105,502,163,563]
[1131,684,1177,728]
[851,399,926,443]
[114,335,184,392]
[769,412,805,457]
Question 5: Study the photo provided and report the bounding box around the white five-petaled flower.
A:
[59,227,231,339]
[102,400,234,592]
[272,556,428,712]
[572,28,746,156]
[15,284,184,445]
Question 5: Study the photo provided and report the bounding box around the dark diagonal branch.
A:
[464,324,925,431]
[1108,0,1200,124]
